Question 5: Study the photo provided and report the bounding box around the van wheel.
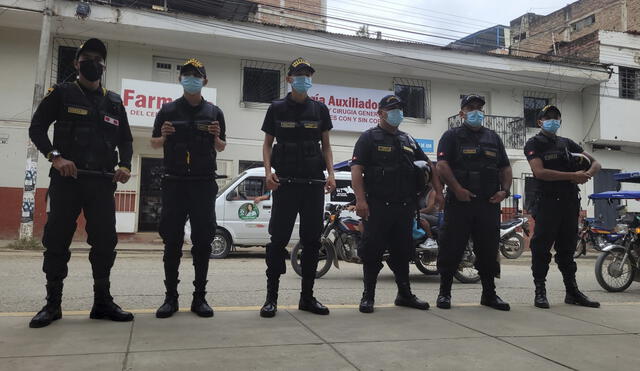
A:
[211,229,232,259]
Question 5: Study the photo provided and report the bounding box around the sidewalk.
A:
[1,303,639,370]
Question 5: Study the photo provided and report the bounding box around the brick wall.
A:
[628,0,640,32]
[253,0,326,31]
[510,0,633,59]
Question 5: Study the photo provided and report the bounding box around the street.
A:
[2,247,639,313]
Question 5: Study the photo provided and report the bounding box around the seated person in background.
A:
[418,187,440,249]
[254,191,271,204]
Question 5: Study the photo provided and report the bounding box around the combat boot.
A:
[534,280,550,309]
[191,280,214,317]
[260,276,279,318]
[90,278,134,321]
[436,273,453,309]
[299,277,329,315]
[156,279,179,318]
[29,281,63,328]
[395,282,429,310]
[564,278,600,308]
[359,280,376,313]
[480,276,510,311]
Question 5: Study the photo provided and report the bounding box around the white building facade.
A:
[0,0,618,238]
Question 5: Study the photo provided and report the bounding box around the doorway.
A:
[593,168,621,228]
[138,158,164,232]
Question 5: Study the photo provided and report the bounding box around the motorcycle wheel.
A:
[413,250,438,275]
[574,239,586,259]
[290,239,335,279]
[500,234,525,259]
[594,250,634,292]
[454,240,481,283]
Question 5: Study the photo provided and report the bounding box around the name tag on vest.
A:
[484,150,497,158]
[280,122,296,128]
[68,107,88,115]
[462,148,477,155]
[403,146,413,153]
[303,122,319,129]
[544,153,559,160]
[377,146,392,152]
[104,115,119,126]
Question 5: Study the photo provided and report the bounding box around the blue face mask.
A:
[542,119,561,134]
[385,109,404,127]
[291,76,312,93]
[465,110,484,127]
[181,76,204,94]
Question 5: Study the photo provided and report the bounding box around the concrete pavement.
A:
[1,303,639,370]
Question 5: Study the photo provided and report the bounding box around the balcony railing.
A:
[447,115,526,149]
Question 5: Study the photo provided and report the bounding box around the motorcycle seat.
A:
[500,220,521,229]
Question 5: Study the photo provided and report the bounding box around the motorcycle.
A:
[575,210,626,258]
[291,203,481,283]
[498,194,530,259]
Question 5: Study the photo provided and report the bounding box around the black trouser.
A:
[358,199,414,284]
[42,173,118,281]
[159,179,218,285]
[437,197,500,279]
[529,193,579,282]
[265,183,324,280]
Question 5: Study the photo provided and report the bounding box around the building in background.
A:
[448,25,510,53]
[0,0,618,239]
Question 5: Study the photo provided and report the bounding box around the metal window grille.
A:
[448,114,526,149]
[571,14,595,32]
[619,67,640,100]
[393,78,430,120]
[241,59,286,103]
[51,38,85,86]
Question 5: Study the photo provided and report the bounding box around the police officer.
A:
[151,58,226,318]
[524,105,600,308]
[28,38,134,328]
[436,95,512,311]
[260,57,336,318]
[351,95,444,313]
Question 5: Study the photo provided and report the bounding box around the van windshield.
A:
[217,172,246,197]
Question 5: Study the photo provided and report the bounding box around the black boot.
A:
[29,281,63,328]
[90,279,134,321]
[394,282,429,310]
[156,279,179,318]
[299,277,329,315]
[534,280,550,309]
[436,273,453,309]
[564,278,600,308]
[480,276,510,311]
[359,280,376,313]
[191,280,214,317]
[260,276,279,318]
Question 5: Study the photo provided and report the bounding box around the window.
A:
[226,177,266,201]
[239,160,264,173]
[152,57,182,83]
[514,32,527,42]
[393,78,430,119]
[619,67,640,100]
[571,15,595,32]
[56,46,77,83]
[241,60,286,105]
[523,96,550,128]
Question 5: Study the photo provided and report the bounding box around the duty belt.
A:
[278,177,326,185]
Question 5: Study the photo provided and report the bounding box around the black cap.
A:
[378,95,404,110]
[538,105,561,119]
[180,58,207,78]
[460,94,485,109]
[288,57,315,75]
[75,38,107,61]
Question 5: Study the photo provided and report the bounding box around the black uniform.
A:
[524,133,581,282]
[29,81,133,282]
[151,97,225,289]
[352,126,428,283]
[436,125,509,281]
[261,93,332,284]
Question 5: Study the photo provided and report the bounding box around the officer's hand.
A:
[572,171,591,185]
[161,122,175,137]
[52,157,77,178]
[266,173,280,190]
[489,190,507,204]
[208,121,221,137]
[113,167,131,184]
[356,200,370,220]
[325,174,336,194]
[453,187,476,202]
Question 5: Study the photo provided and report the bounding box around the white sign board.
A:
[308,84,391,132]
[121,79,217,128]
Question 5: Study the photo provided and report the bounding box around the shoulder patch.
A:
[45,87,55,97]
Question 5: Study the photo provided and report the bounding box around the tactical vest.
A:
[52,82,122,171]
[363,127,418,202]
[270,98,325,179]
[529,134,579,194]
[450,126,501,199]
[162,99,219,176]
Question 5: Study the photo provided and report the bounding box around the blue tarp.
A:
[589,191,640,200]
[613,172,640,183]
[333,160,352,172]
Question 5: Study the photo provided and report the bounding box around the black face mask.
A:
[79,60,104,82]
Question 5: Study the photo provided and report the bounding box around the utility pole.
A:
[19,0,55,239]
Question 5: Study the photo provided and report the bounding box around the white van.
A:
[208,167,355,258]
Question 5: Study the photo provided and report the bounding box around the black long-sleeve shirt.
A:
[29,83,134,168]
